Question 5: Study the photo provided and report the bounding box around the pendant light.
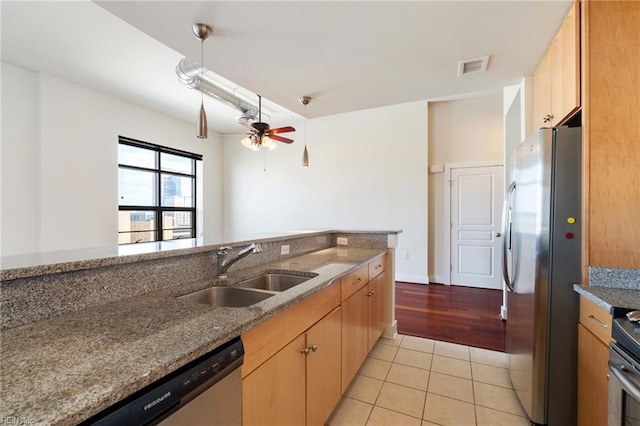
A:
[193,23,212,139]
[299,96,311,168]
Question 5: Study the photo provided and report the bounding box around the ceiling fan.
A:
[240,95,295,151]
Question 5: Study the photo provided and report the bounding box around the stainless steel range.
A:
[609,311,640,426]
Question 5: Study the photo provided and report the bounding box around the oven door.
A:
[608,344,640,426]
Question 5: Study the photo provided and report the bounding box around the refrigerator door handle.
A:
[502,181,516,292]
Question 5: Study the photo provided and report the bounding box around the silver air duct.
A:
[176,58,258,121]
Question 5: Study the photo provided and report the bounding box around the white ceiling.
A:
[1,1,572,134]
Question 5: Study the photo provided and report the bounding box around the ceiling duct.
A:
[176,58,258,122]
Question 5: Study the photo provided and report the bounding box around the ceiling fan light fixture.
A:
[241,136,253,149]
[261,136,278,151]
[239,94,295,151]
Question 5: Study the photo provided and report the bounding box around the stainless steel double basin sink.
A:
[177,272,317,308]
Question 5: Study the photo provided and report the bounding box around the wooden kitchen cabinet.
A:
[243,307,342,426]
[242,307,342,425]
[581,0,640,273]
[367,271,386,352]
[532,1,580,129]
[306,307,342,426]
[242,281,341,425]
[577,296,612,426]
[242,334,306,425]
[577,323,609,426]
[341,283,369,393]
[533,47,553,129]
[343,256,388,388]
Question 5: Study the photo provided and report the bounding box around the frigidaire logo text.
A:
[144,391,171,411]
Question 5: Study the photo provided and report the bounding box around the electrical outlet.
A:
[281,245,290,255]
[337,237,348,246]
[402,251,409,259]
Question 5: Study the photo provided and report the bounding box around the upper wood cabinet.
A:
[582,0,640,272]
[533,1,580,129]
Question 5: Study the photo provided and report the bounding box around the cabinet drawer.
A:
[579,296,612,345]
[340,266,368,302]
[368,255,386,280]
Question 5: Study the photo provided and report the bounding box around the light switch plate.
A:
[337,237,348,245]
[281,245,290,255]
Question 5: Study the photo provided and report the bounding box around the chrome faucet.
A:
[215,243,263,278]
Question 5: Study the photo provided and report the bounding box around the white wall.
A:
[1,63,223,255]
[1,63,41,256]
[222,101,428,282]
[427,92,504,283]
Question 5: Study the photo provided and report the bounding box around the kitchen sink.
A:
[236,273,316,292]
[177,286,274,307]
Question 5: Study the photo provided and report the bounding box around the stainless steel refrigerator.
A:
[502,126,581,426]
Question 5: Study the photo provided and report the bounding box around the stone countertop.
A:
[0,229,401,281]
[0,247,386,425]
[573,265,640,314]
[573,285,640,313]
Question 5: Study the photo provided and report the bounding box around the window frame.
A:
[118,136,202,244]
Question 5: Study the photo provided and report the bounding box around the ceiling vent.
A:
[458,55,490,77]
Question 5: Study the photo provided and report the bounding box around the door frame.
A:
[443,160,504,285]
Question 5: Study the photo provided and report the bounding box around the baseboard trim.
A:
[383,320,398,339]
[396,274,428,284]
[429,275,446,284]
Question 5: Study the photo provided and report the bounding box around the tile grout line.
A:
[356,335,523,425]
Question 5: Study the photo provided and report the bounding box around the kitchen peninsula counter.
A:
[0,230,399,425]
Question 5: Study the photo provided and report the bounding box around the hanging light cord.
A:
[200,38,204,108]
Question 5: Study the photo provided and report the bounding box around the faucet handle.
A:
[217,246,233,255]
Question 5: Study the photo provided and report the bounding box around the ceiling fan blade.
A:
[270,134,294,144]
[240,122,258,133]
[269,126,295,135]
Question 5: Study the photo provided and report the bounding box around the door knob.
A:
[495,232,502,237]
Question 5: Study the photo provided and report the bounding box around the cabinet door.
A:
[341,285,369,393]
[533,48,552,130]
[306,307,342,426]
[243,334,306,425]
[577,324,609,426]
[367,273,385,351]
[555,1,580,123]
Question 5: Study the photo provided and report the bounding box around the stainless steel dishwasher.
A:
[83,337,243,426]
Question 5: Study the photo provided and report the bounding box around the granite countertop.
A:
[0,229,401,281]
[573,285,640,313]
[573,266,640,314]
[0,246,386,425]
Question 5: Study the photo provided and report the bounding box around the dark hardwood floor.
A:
[396,282,506,352]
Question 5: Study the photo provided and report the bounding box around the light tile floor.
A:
[326,335,529,426]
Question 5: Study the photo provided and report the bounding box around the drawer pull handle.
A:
[588,315,608,329]
[353,278,362,285]
[310,344,318,352]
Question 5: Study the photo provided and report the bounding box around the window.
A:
[118,137,202,244]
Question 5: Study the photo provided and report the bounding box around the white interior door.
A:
[450,165,503,289]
